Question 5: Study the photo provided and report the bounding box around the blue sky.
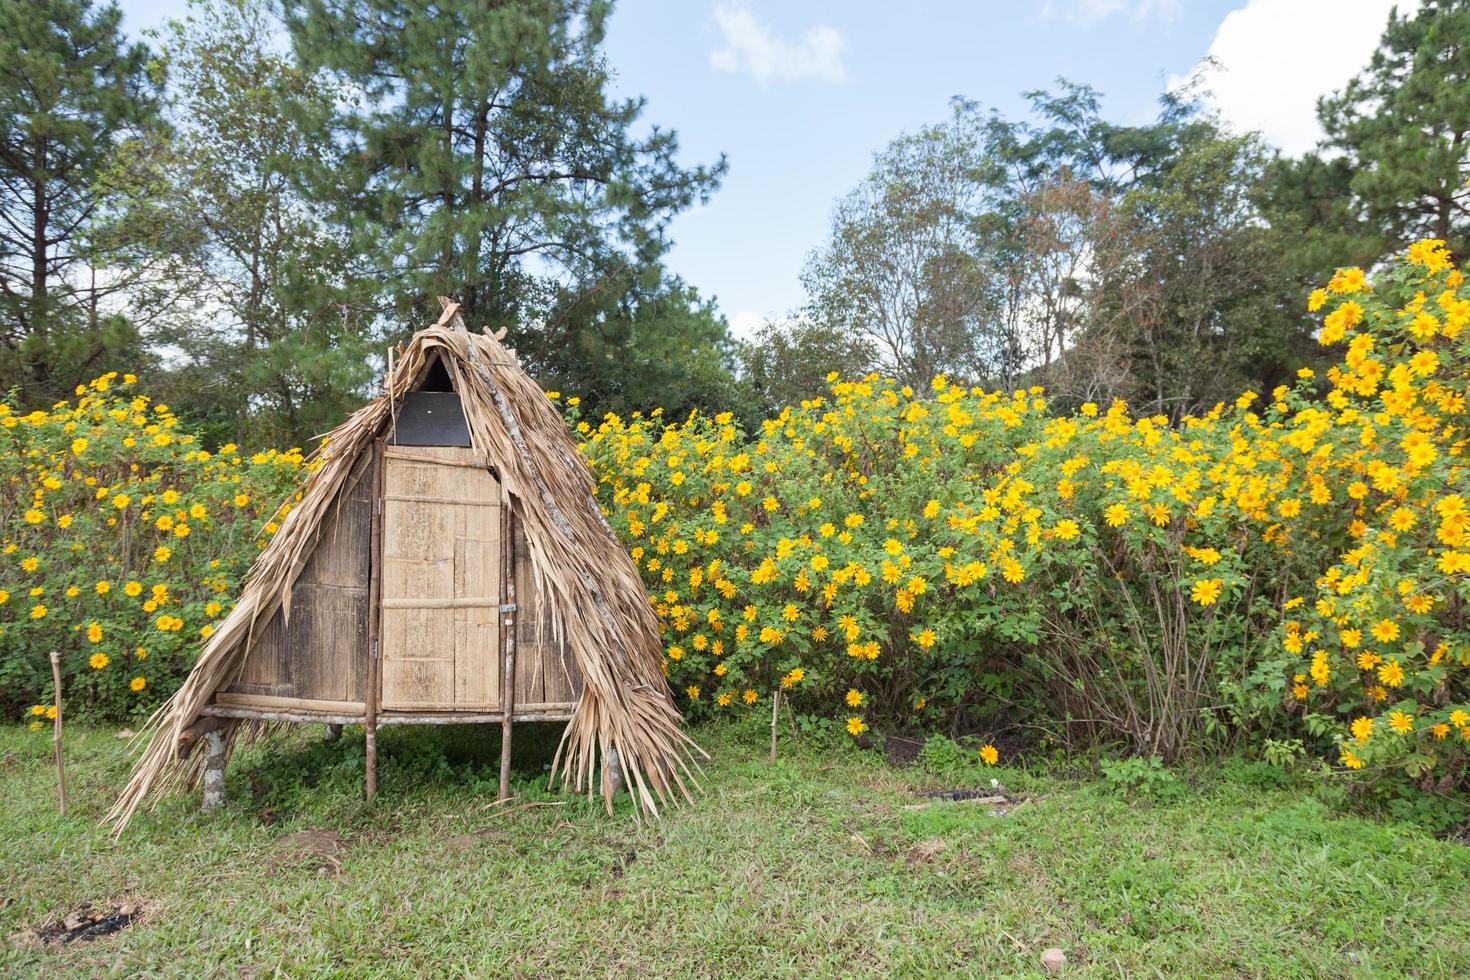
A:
[115,0,1407,336]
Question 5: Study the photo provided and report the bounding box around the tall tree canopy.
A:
[133,0,379,445]
[0,0,161,401]
[801,84,1307,418]
[1317,0,1470,259]
[281,0,726,331]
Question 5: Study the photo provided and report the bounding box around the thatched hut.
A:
[107,303,699,832]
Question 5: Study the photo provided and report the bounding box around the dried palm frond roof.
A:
[106,310,701,833]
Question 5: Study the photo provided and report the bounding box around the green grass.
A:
[2,719,1467,977]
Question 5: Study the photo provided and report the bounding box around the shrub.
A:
[4,243,1465,809]
[0,374,305,720]
[578,241,1469,799]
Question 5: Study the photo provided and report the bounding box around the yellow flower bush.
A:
[578,242,1469,803]
[1,374,305,719]
[3,244,1464,810]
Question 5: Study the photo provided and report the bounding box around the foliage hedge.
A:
[3,244,1467,814]
[0,378,304,720]
[579,243,1469,809]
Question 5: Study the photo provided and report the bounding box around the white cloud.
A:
[1042,0,1182,25]
[709,2,848,88]
[727,309,765,340]
[1173,0,1419,155]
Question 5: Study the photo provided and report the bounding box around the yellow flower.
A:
[742,689,758,704]
[979,744,999,766]
[1388,710,1414,734]
[154,545,171,563]
[1327,266,1366,294]
[846,689,863,707]
[1351,716,1373,744]
[112,493,130,509]
[1377,659,1404,688]
[86,622,103,643]
[846,716,867,736]
[1370,619,1400,644]
[95,581,110,594]
[130,676,146,692]
[124,581,142,597]
[686,685,700,700]
[1103,503,1128,527]
[1054,519,1080,541]
[1190,578,1223,606]
[89,652,109,670]
[30,604,47,619]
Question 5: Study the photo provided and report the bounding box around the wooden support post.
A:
[769,687,781,766]
[324,723,343,743]
[499,505,517,802]
[365,437,385,804]
[176,715,221,759]
[201,727,229,811]
[49,651,66,817]
[605,747,624,795]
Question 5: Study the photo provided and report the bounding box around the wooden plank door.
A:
[379,446,502,710]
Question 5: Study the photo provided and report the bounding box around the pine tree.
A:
[281,0,726,337]
[1318,0,1470,257]
[0,0,162,401]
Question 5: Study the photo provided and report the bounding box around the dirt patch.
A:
[271,829,349,877]
[904,839,948,865]
[904,784,1031,813]
[29,902,144,946]
[884,733,926,767]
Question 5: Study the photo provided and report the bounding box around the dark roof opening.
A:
[417,354,455,392]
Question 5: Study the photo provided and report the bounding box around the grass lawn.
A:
[2,718,1468,977]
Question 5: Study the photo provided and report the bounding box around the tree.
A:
[1317,0,1470,259]
[134,0,379,445]
[517,270,748,427]
[739,316,876,415]
[801,104,1003,390]
[281,0,726,337]
[0,0,162,402]
[1097,125,1305,418]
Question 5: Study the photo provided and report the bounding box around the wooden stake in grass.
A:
[769,687,781,766]
[49,651,66,817]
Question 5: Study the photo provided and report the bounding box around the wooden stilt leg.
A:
[498,717,513,801]
[498,505,517,802]
[365,724,377,804]
[366,438,385,805]
[606,747,624,795]
[202,728,229,812]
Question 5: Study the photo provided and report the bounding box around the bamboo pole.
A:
[769,687,781,766]
[365,437,385,804]
[499,504,518,802]
[49,651,65,817]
